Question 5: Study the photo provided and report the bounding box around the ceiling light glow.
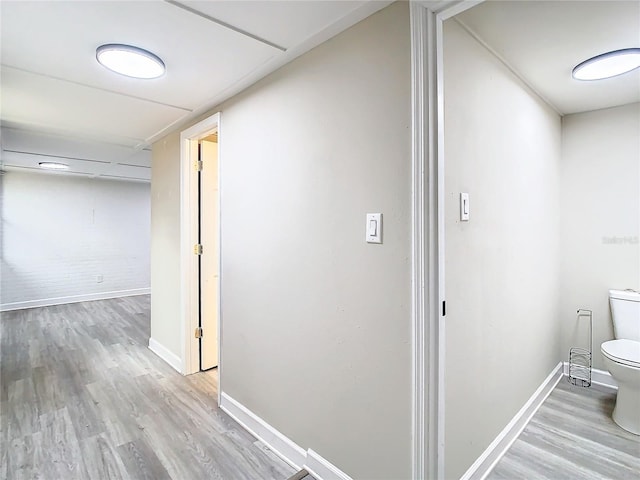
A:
[96,44,165,79]
[572,48,640,81]
[39,162,69,170]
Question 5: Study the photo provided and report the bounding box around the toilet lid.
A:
[601,339,640,368]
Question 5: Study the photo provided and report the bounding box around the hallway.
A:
[0,296,295,479]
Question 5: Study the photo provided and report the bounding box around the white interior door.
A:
[199,138,219,370]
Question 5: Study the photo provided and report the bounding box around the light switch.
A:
[366,213,382,243]
[460,193,469,221]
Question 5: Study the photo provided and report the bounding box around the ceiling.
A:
[0,0,390,181]
[454,1,640,115]
[1,1,638,182]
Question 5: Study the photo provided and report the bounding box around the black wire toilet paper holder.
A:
[568,309,592,387]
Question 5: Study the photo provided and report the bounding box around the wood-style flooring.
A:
[0,296,295,480]
[487,379,640,480]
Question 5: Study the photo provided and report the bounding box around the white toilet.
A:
[601,289,640,435]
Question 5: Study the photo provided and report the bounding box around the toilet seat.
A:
[601,339,640,369]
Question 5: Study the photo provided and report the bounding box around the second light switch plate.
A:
[460,193,470,221]
[366,213,382,243]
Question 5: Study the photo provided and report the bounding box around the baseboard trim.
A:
[563,362,617,389]
[0,288,151,312]
[220,392,306,469]
[304,449,353,480]
[220,392,352,480]
[148,337,183,374]
[461,362,564,480]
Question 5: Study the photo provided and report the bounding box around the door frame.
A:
[410,1,483,479]
[179,113,222,399]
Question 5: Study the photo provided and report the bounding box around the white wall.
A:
[151,3,412,478]
[150,135,182,356]
[1,171,150,310]
[443,19,562,479]
[560,103,640,370]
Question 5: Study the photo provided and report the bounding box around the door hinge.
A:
[194,243,203,255]
[194,160,203,171]
[195,327,203,339]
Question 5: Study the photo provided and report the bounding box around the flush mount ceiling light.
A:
[572,48,640,81]
[39,162,69,170]
[96,44,165,79]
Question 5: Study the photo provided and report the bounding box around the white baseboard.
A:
[461,362,564,480]
[148,337,183,374]
[304,449,353,480]
[563,362,617,389]
[220,392,353,480]
[0,288,150,312]
[220,392,307,469]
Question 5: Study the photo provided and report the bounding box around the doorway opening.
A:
[197,134,219,372]
[179,113,222,403]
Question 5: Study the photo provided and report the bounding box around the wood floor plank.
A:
[79,433,129,480]
[37,407,88,479]
[117,437,172,480]
[487,380,640,480]
[1,295,295,480]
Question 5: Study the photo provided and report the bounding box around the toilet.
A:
[601,289,640,435]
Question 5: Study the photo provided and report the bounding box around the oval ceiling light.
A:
[572,48,640,81]
[96,44,165,79]
[39,162,69,170]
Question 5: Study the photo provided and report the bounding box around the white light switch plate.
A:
[366,213,382,243]
[460,193,469,221]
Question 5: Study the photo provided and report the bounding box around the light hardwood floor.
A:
[487,379,640,480]
[0,296,295,480]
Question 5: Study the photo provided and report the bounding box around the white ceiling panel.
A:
[3,150,108,177]
[2,127,151,164]
[181,0,368,49]
[455,1,640,114]
[0,1,281,112]
[99,163,151,181]
[1,67,190,145]
[0,136,151,181]
[0,1,394,180]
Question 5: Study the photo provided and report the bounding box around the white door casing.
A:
[180,113,222,403]
[410,1,484,479]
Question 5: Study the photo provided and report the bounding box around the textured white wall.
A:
[1,171,150,310]
[443,19,562,479]
[560,103,640,370]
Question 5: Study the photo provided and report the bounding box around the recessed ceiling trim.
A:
[117,163,151,169]
[3,149,111,164]
[164,0,287,52]
[3,164,86,175]
[1,64,192,112]
[99,174,150,182]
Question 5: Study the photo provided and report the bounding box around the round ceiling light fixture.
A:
[96,44,165,79]
[572,48,640,81]
[39,162,69,170]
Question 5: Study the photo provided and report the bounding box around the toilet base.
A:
[612,384,640,436]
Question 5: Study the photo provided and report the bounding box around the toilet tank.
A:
[610,289,640,341]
